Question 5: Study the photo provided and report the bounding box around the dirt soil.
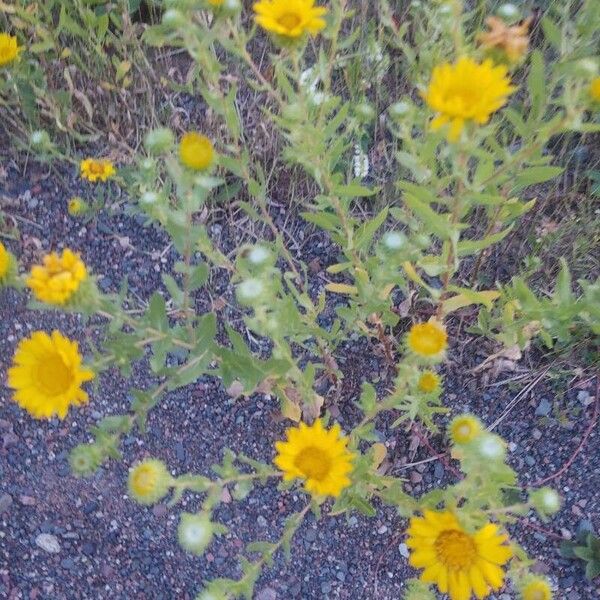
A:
[1,165,598,599]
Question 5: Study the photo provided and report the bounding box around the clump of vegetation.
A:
[1,0,599,598]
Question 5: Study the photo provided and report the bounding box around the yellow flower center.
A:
[278,12,302,30]
[37,354,72,396]
[132,467,156,494]
[418,372,439,393]
[434,529,477,570]
[88,162,106,175]
[294,446,331,481]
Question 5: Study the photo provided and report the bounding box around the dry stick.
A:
[518,518,565,541]
[532,377,599,488]
[488,367,551,431]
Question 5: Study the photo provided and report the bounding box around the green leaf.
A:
[513,166,563,189]
[355,207,388,251]
[147,293,169,332]
[553,259,573,305]
[456,226,512,256]
[527,50,546,121]
[333,182,378,198]
[403,193,450,240]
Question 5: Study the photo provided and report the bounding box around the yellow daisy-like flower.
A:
[0,33,20,67]
[179,132,215,171]
[450,414,483,445]
[80,158,116,183]
[407,510,513,600]
[422,57,516,142]
[521,577,552,600]
[274,419,354,497]
[207,0,224,5]
[128,459,172,505]
[67,197,86,217]
[590,77,600,102]
[253,0,327,39]
[26,248,87,305]
[407,320,448,359]
[418,370,441,393]
[7,330,95,420]
[0,241,12,282]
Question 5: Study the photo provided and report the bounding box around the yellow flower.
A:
[521,577,552,600]
[418,370,441,393]
[128,459,172,505]
[26,248,87,305]
[590,77,600,102]
[450,414,483,445]
[406,510,513,600]
[0,33,20,67]
[478,16,532,63]
[179,132,215,171]
[253,0,327,39]
[207,0,224,5]
[274,419,354,497]
[80,158,115,182]
[407,320,448,359]
[422,57,516,142]
[7,330,95,420]
[67,197,86,217]
[0,241,12,282]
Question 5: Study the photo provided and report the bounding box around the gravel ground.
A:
[1,165,598,599]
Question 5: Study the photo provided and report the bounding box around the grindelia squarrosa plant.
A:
[2,0,600,598]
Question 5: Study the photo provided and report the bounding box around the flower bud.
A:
[144,128,174,155]
[530,487,561,516]
[127,459,172,505]
[177,513,214,555]
[382,231,407,251]
[389,101,411,121]
[247,245,271,266]
[69,443,103,477]
[67,196,87,217]
[236,278,265,304]
[30,130,51,148]
[575,58,598,78]
[140,191,159,205]
[355,102,376,123]
[497,3,520,22]
[449,415,483,445]
[476,433,507,461]
[162,9,186,27]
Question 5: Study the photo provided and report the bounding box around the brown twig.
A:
[532,377,599,487]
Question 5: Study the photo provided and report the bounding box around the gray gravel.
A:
[1,166,599,599]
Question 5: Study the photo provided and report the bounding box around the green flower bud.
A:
[128,459,172,505]
[236,278,266,305]
[497,3,520,22]
[177,513,214,555]
[476,433,507,461]
[30,130,51,148]
[382,231,408,251]
[574,58,598,78]
[162,9,186,27]
[140,191,159,205]
[389,101,411,120]
[69,443,103,477]
[355,102,376,123]
[144,128,174,155]
[531,487,561,516]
